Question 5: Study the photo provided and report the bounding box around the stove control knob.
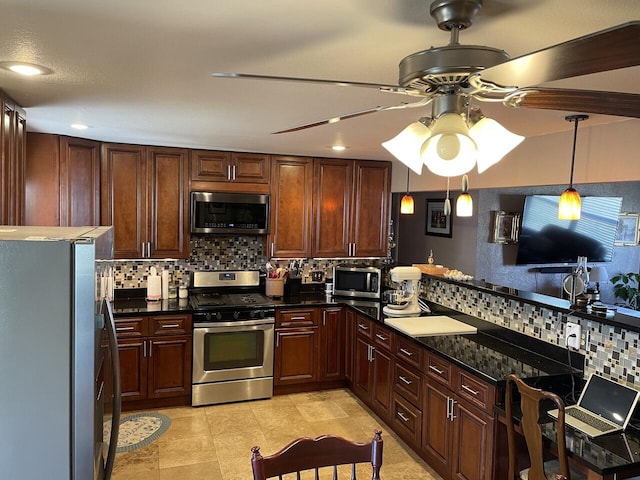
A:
[249,310,257,319]
[258,310,265,318]
[205,313,212,321]
[216,311,223,321]
[233,311,240,320]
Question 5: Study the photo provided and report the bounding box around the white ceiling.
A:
[1,0,639,162]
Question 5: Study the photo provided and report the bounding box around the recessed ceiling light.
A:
[71,123,89,130]
[0,61,53,76]
[331,145,347,152]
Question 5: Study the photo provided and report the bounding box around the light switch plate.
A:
[566,322,581,349]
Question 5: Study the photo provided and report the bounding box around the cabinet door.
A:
[60,136,100,226]
[422,380,453,479]
[190,150,231,182]
[344,309,355,383]
[350,160,391,257]
[392,391,423,449]
[353,335,373,400]
[101,143,147,258]
[24,133,60,225]
[269,156,313,258]
[451,399,494,480]
[147,336,192,399]
[312,158,352,257]
[147,146,190,258]
[231,152,270,184]
[118,338,147,402]
[274,329,317,385]
[0,98,26,225]
[318,307,345,382]
[371,345,393,419]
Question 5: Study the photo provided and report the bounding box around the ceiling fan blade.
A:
[476,21,640,89]
[506,88,640,119]
[272,97,434,134]
[212,73,411,94]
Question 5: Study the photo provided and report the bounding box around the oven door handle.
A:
[194,319,275,329]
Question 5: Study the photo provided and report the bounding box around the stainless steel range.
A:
[190,270,275,406]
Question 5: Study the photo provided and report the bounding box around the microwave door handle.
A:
[366,272,371,291]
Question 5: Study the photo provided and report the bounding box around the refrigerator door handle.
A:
[103,299,121,480]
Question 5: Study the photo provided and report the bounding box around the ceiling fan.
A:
[213,0,640,135]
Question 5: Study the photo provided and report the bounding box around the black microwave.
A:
[190,192,270,235]
[332,265,382,300]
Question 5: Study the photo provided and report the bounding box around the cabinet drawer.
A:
[115,317,146,338]
[355,315,373,339]
[395,336,423,369]
[425,352,452,388]
[277,309,316,328]
[151,315,191,336]
[391,392,422,448]
[455,369,495,413]
[394,362,422,407]
[373,324,394,351]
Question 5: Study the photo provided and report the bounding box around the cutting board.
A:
[412,264,449,276]
[384,315,477,337]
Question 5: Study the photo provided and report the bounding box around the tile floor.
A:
[112,388,443,480]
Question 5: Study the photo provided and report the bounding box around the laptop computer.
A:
[547,374,640,438]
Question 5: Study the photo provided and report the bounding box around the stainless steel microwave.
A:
[333,265,382,299]
[190,192,270,235]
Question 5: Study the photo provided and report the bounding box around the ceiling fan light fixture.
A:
[421,113,476,176]
[469,117,524,173]
[382,121,431,175]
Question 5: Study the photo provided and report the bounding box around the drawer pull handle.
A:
[358,324,369,331]
[161,323,180,328]
[397,412,410,422]
[375,333,387,341]
[461,384,480,396]
[399,375,412,385]
[399,348,414,357]
[116,326,135,331]
[291,316,307,321]
[429,365,444,375]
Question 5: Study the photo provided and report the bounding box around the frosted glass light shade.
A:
[400,194,415,214]
[421,113,477,177]
[456,193,473,217]
[558,188,581,219]
[469,117,525,173]
[382,122,431,175]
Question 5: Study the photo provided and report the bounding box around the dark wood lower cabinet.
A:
[115,314,192,410]
[274,328,318,385]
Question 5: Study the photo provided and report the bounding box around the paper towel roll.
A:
[147,275,161,301]
[162,270,170,299]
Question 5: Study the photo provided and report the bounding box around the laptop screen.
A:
[579,374,640,427]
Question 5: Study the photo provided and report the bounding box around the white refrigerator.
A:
[0,226,120,480]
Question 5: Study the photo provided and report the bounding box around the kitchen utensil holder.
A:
[266,278,284,297]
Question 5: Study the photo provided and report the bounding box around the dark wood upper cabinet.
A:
[190,150,270,193]
[268,155,314,258]
[101,143,189,259]
[1,91,26,225]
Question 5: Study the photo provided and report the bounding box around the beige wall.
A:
[391,119,640,192]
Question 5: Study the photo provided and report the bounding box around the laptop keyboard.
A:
[566,408,614,432]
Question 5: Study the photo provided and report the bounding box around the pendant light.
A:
[456,174,473,217]
[400,168,415,215]
[558,114,588,220]
[443,177,451,216]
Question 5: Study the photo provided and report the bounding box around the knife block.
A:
[283,277,301,300]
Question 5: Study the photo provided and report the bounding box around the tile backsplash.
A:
[113,235,385,288]
[423,277,640,387]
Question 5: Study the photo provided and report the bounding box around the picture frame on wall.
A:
[491,210,520,244]
[425,199,452,237]
[614,212,640,246]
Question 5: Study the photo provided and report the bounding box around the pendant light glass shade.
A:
[382,122,431,175]
[400,194,415,214]
[456,175,473,217]
[558,115,588,220]
[558,187,581,220]
[468,117,525,174]
[421,113,477,177]
[400,168,415,215]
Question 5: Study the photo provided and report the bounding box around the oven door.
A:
[193,320,274,385]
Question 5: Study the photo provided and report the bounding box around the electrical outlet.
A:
[565,322,581,349]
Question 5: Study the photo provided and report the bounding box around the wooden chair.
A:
[251,430,383,480]
[506,374,585,480]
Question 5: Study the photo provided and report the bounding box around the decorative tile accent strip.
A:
[422,277,640,387]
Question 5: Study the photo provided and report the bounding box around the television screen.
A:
[516,195,622,265]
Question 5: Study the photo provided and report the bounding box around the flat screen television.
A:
[516,195,622,265]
